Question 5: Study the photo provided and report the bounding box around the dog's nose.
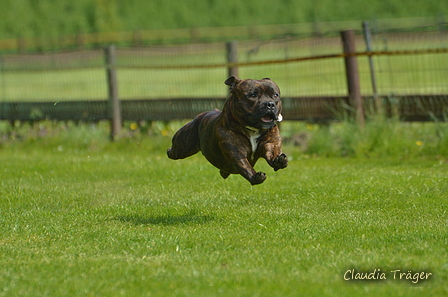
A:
[265,101,275,110]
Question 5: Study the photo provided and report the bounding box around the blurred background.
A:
[0,0,446,39]
[0,0,447,131]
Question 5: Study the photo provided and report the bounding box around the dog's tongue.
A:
[262,115,273,123]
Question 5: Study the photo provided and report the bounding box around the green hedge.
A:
[0,0,446,39]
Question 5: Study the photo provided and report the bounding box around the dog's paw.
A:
[250,171,266,185]
[273,153,288,171]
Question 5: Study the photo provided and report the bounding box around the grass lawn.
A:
[0,136,446,296]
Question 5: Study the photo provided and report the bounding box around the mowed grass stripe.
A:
[0,140,446,296]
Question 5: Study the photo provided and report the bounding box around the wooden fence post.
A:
[226,41,238,78]
[362,21,382,115]
[341,30,365,127]
[104,45,122,140]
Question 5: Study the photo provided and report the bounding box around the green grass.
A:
[281,120,448,158]
[0,130,447,296]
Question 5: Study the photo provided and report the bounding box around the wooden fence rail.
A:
[1,95,446,123]
[1,26,447,139]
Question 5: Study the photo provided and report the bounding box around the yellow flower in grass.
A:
[130,123,138,130]
[416,141,423,146]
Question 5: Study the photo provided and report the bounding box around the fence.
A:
[0,20,447,139]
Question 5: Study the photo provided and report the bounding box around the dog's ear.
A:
[225,75,241,91]
[262,77,271,80]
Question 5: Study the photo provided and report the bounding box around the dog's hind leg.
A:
[220,170,230,179]
[167,119,201,160]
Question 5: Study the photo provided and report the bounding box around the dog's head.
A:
[224,76,283,130]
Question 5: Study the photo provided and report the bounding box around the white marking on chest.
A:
[248,131,260,155]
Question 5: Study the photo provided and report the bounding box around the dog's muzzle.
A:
[248,101,282,130]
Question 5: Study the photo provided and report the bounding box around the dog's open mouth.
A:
[261,115,274,123]
[261,113,282,123]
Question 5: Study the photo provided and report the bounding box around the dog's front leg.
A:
[256,127,288,172]
[221,147,267,185]
[262,143,288,172]
[234,158,267,185]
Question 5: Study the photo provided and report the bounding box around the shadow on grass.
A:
[116,210,214,226]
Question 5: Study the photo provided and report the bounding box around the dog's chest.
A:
[248,131,260,155]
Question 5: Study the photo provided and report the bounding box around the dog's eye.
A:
[247,93,258,99]
[273,93,279,98]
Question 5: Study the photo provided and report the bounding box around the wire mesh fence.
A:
[0,20,447,126]
[0,49,107,101]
